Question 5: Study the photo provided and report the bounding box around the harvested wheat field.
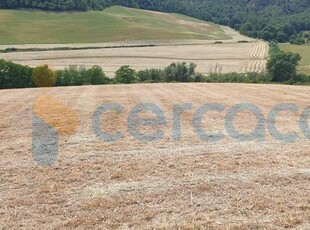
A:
[0,40,268,77]
[0,83,309,229]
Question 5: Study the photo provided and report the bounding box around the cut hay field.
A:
[0,6,229,45]
[0,40,268,76]
[279,44,310,75]
[0,83,309,229]
[0,6,267,75]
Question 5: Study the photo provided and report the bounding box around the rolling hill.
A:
[1,0,309,43]
[0,6,230,44]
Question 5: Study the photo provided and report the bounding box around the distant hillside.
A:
[0,0,309,43]
[0,6,229,44]
[131,0,310,44]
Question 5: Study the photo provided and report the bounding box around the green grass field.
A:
[0,6,229,44]
[279,43,310,75]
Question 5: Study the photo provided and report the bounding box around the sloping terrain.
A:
[1,0,309,43]
[0,6,229,45]
[0,83,309,229]
[0,6,267,75]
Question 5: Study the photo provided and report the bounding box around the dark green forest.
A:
[0,0,309,43]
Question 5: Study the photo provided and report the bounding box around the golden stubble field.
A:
[0,41,268,77]
[0,83,309,229]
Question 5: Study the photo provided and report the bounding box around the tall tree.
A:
[267,52,301,82]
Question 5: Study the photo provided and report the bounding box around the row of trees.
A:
[1,0,309,43]
[0,0,114,11]
[0,61,203,89]
[56,65,110,86]
[137,63,203,83]
[0,54,309,90]
[0,61,111,89]
[0,59,33,89]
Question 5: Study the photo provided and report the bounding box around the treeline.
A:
[0,0,139,11]
[0,61,204,89]
[0,0,114,11]
[0,59,33,89]
[1,56,309,90]
[0,0,309,43]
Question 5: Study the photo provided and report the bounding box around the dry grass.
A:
[0,23,264,77]
[0,83,309,229]
[0,41,268,77]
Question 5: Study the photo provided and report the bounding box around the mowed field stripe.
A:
[0,41,268,75]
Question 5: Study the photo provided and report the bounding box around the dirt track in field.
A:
[0,83,309,229]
